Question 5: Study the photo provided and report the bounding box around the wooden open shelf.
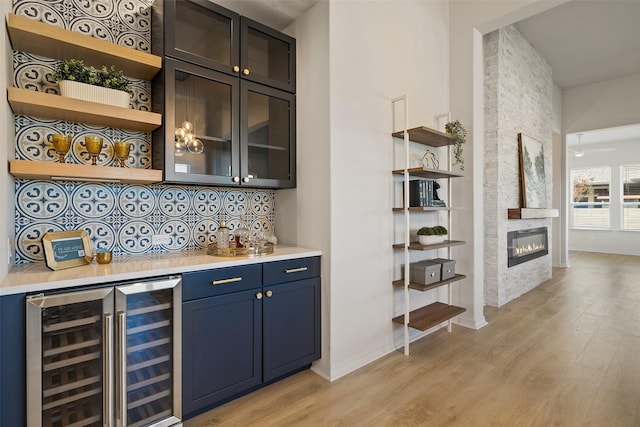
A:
[392,126,454,147]
[392,302,466,331]
[393,274,466,292]
[8,88,161,132]
[393,240,466,251]
[10,160,163,184]
[6,13,162,80]
[392,167,463,179]
[393,206,453,212]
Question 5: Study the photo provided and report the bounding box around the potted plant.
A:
[417,225,448,245]
[52,59,131,108]
[445,120,467,172]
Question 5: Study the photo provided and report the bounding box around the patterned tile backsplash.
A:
[12,0,276,264]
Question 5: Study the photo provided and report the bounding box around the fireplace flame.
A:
[514,243,545,256]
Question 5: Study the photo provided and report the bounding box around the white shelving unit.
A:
[391,95,466,356]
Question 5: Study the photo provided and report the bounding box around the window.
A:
[570,167,610,228]
[622,164,640,230]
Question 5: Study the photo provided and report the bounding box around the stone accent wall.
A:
[484,25,553,307]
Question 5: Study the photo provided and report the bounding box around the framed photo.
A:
[518,133,547,208]
[42,230,93,271]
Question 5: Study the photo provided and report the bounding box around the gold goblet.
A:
[50,134,72,163]
[84,136,103,166]
[113,141,132,167]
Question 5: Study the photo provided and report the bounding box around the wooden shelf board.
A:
[392,167,463,179]
[392,302,466,331]
[8,88,161,132]
[393,274,467,292]
[392,126,454,147]
[10,160,163,184]
[508,208,560,219]
[7,13,162,80]
[393,240,466,251]
[393,206,453,212]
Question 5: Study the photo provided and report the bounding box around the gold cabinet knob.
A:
[256,292,263,300]
[266,290,273,298]
[243,68,250,76]
[232,176,240,183]
[233,65,240,72]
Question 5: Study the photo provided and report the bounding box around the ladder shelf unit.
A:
[391,96,466,356]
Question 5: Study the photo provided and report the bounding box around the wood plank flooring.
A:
[185,251,640,426]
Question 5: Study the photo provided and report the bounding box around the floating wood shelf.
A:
[393,274,467,292]
[392,206,454,212]
[392,167,463,179]
[392,126,454,147]
[393,240,466,251]
[392,302,466,331]
[8,88,161,132]
[6,13,162,80]
[507,208,560,219]
[10,160,163,184]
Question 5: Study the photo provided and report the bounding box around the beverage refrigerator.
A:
[26,277,182,427]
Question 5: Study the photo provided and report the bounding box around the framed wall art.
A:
[42,230,93,270]
[518,133,547,208]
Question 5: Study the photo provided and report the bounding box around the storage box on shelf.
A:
[6,13,163,184]
[391,97,467,355]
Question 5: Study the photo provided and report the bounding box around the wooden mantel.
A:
[508,208,560,219]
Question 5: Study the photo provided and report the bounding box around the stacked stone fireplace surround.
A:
[484,25,553,307]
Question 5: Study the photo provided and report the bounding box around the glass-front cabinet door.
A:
[242,81,296,188]
[156,58,241,186]
[160,0,240,75]
[241,17,296,93]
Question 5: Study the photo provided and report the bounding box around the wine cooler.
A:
[26,277,182,427]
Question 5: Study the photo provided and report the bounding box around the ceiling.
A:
[514,0,640,91]
[214,0,319,30]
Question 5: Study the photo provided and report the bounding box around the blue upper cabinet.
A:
[153,0,296,93]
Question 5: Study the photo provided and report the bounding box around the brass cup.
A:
[50,134,72,163]
[84,136,103,165]
[95,250,112,264]
[113,141,132,167]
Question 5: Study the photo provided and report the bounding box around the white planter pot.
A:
[59,80,129,108]
[418,235,447,245]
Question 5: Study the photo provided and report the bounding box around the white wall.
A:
[284,0,453,381]
[278,1,332,378]
[568,138,640,256]
[1,0,14,279]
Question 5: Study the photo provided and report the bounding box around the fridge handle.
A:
[117,311,127,427]
[103,313,113,427]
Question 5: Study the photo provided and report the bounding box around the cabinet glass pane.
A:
[247,28,290,86]
[125,289,174,427]
[41,300,104,427]
[175,1,232,67]
[175,70,233,177]
[246,91,290,181]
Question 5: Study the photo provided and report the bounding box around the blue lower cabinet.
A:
[0,294,26,427]
[182,288,263,418]
[263,277,321,382]
[182,257,321,419]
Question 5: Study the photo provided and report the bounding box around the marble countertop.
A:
[0,245,321,296]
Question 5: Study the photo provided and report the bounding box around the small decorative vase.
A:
[59,80,129,108]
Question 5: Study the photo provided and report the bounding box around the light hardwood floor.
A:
[185,251,640,426]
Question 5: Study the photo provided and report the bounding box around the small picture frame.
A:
[518,133,548,208]
[42,230,93,271]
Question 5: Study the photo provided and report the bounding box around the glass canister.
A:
[215,219,231,248]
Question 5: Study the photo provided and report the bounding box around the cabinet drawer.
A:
[182,264,262,301]
[263,256,320,286]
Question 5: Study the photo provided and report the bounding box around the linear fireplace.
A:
[507,227,548,267]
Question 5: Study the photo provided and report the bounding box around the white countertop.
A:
[0,245,322,296]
